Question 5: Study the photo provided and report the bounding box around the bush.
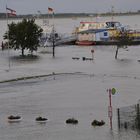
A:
[35,116,48,121]
[66,118,78,124]
[91,120,105,126]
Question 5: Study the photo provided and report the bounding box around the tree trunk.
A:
[52,38,55,58]
[21,48,24,56]
[115,46,119,59]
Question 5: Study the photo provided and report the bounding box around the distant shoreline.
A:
[0,11,140,20]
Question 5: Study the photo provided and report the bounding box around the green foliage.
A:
[3,18,43,56]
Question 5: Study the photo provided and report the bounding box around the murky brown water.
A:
[0,16,140,140]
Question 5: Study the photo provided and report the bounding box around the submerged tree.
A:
[115,31,133,59]
[3,18,43,56]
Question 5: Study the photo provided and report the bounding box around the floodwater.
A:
[0,15,140,140]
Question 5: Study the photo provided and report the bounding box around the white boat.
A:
[39,19,63,47]
[74,20,135,45]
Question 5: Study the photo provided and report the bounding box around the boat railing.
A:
[43,33,77,47]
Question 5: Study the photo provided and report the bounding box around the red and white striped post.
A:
[107,88,116,130]
[108,88,113,129]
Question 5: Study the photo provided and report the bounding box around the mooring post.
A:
[117,108,120,129]
[137,104,140,129]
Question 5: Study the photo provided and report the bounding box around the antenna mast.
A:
[111,6,114,21]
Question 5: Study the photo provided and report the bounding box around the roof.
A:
[78,29,108,34]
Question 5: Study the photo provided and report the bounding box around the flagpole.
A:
[6,5,11,71]
[48,7,55,58]
[52,10,55,58]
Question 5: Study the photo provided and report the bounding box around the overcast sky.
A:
[0,0,140,15]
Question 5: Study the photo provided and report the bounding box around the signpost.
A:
[91,49,94,60]
[107,88,116,129]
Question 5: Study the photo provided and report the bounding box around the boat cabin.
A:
[106,21,121,29]
[76,21,127,33]
[77,29,109,45]
[78,22,106,32]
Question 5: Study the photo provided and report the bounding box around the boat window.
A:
[106,22,110,28]
[104,32,108,36]
[89,24,92,27]
[81,24,85,27]
[115,22,121,27]
[111,23,114,27]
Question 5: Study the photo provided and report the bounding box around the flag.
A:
[6,7,16,16]
[48,7,54,14]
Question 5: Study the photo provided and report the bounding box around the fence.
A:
[117,103,140,129]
